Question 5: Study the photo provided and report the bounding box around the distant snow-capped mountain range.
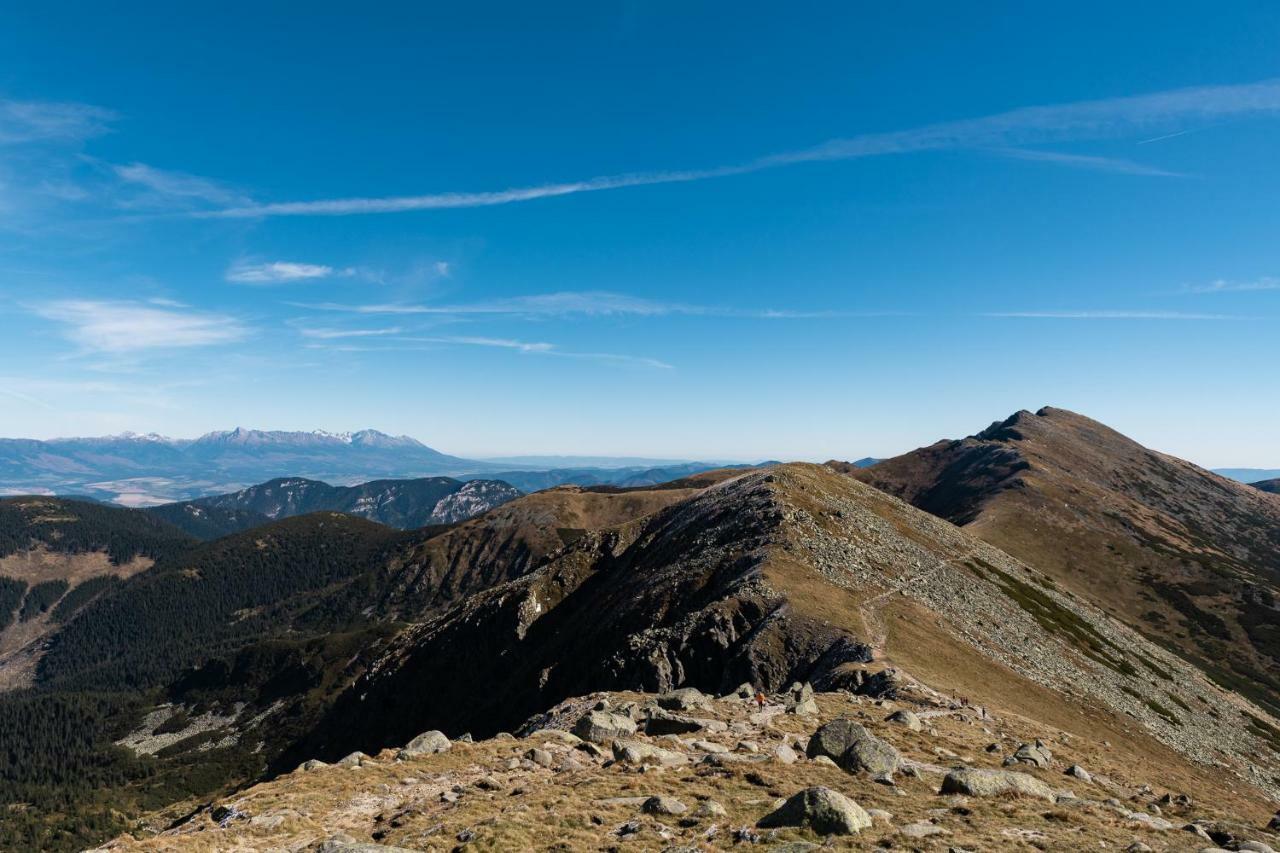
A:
[0,428,739,506]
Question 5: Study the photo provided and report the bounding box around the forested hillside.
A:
[0,497,193,564]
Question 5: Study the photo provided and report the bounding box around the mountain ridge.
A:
[842,405,1280,716]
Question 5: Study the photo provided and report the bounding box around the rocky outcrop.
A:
[572,711,636,744]
[940,768,1056,801]
[396,730,450,759]
[757,786,872,835]
[805,717,901,778]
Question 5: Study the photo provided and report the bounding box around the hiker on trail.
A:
[754,690,766,710]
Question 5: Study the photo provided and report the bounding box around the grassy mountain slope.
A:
[842,406,1280,717]
[291,464,1280,805]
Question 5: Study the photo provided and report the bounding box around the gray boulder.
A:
[397,730,450,759]
[1064,763,1092,783]
[657,687,712,712]
[1006,741,1052,768]
[334,751,368,768]
[644,708,710,735]
[611,739,689,767]
[805,718,901,777]
[757,786,872,835]
[524,747,554,768]
[940,768,1055,801]
[886,709,922,732]
[642,795,688,815]
[573,710,637,743]
[695,799,727,818]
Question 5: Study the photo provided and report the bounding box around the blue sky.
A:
[1,2,1278,465]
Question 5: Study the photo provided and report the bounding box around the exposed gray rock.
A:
[1238,842,1277,853]
[1126,811,1174,831]
[1006,742,1052,768]
[657,687,712,712]
[694,799,727,818]
[783,682,818,715]
[805,717,901,776]
[1064,764,1092,783]
[396,730,450,759]
[757,786,872,835]
[886,709,923,732]
[527,728,582,745]
[334,751,368,768]
[612,739,689,766]
[642,795,688,815]
[900,821,949,838]
[645,708,718,735]
[940,768,1056,801]
[573,710,637,743]
[297,759,328,772]
[524,747,554,767]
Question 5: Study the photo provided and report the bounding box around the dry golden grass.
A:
[103,688,1279,852]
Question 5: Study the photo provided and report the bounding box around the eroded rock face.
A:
[940,768,1055,801]
[757,786,872,835]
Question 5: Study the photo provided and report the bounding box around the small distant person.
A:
[754,690,766,710]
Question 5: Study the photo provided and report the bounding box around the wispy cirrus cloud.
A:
[992,147,1185,177]
[31,300,250,352]
[289,290,885,320]
[982,310,1241,320]
[304,333,669,368]
[227,261,351,284]
[296,326,403,339]
[1186,277,1280,293]
[111,162,248,208]
[0,97,116,144]
[200,77,1280,218]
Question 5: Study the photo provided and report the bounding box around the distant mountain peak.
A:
[191,427,426,449]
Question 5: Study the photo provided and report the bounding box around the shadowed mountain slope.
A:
[842,406,1280,716]
[1254,478,1280,495]
[372,473,737,618]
